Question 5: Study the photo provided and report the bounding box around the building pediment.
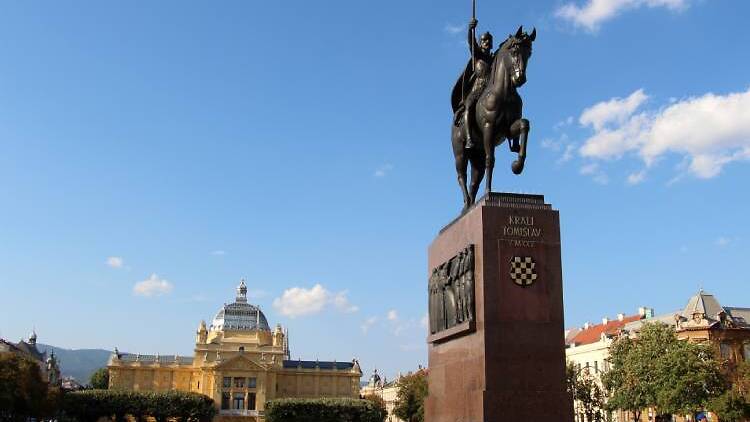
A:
[215,354,267,371]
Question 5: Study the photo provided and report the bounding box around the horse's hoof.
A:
[512,159,525,175]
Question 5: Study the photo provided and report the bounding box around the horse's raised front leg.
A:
[482,122,495,195]
[510,118,530,175]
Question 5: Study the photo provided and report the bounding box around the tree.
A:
[89,367,110,389]
[393,370,428,422]
[708,390,750,422]
[0,352,51,421]
[568,364,606,422]
[363,393,387,416]
[602,323,726,421]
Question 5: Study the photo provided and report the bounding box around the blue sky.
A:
[1,0,749,381]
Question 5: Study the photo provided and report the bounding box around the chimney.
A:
[583,322,591,330]
[638,307,654,319]
[617,313,625,321]
[602,317,609,325]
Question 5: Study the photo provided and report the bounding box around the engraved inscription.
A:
[502,215,542,247]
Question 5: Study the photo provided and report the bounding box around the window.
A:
[223,377,231,388]
[234,377,245,388]
[594,361,598,373]
[239,346,245,352]
[232,393,245,410]
[248,392,257,410]
[221,393,230,410]
[720,343,732,360]
[248,377,257,388]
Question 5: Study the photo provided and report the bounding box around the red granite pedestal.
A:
[424,193,572,422]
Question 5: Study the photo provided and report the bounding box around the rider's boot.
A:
[464,109,475,149]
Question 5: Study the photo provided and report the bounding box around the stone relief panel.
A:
[429,245,475,335]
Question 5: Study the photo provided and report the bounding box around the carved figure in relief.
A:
[428,245,476,335]
[441,264,457,330]
[464,246,475,321]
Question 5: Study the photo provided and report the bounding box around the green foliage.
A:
[265,397,386,422]
[89,367,109,389]
[708,390,750,422]
[61,389,215,422]
[602,323,726,421]
[568,364,606,422]
[0,352,57,421]
[363,393,387,416]
[393,370,428,422]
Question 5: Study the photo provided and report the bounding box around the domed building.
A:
[108,280,362,421]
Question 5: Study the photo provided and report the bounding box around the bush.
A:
[265,397,387,422]
[62,389,215,422]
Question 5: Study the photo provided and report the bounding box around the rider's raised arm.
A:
[468,20,479,57]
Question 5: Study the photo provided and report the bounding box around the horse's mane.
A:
[489,38,511,88]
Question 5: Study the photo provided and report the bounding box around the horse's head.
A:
[500,26,536,88]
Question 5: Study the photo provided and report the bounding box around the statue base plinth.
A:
[424,193,572,422]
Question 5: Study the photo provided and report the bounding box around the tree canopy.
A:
[0,352,58,421]
[393,370,428,422]
[567,363,605,422]
[89,367,109,389]
[602,322,726,421]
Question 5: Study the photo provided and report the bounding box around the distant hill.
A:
[37,343,112,384]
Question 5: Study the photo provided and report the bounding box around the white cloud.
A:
[579,88,750,181]
[387,309,399,321]
[106,256,124,268]
[715,237,732,247]
[542,133,576,164]
[556,0,690,32]
[626,169,647,185]
[580,89,648,131]
[133,273,173,297]
[273,284,359,318]
[374,163,394,178]
[579,163,609,184]
[444,23,464,35]
[210,250,226,256]
[332,291,359,313]
[420,313,429,329]
[361,316,378,334]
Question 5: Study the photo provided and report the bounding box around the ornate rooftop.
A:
[210,279,270,332]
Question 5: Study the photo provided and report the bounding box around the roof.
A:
[569,314,643,346]
[683,290,726,321]
[210,280,271,332]
[282,360,355,370]
[726,307,750,328]
[13,340,45,362]
[116,353,194,365]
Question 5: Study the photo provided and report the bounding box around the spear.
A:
[471,0,476,72]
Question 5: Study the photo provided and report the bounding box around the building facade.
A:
[0,330,61,386]
[108,280,362,421]
[566,291,750,422]
[360,369,404,422]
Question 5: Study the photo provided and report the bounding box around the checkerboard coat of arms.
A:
[510,256,537,286]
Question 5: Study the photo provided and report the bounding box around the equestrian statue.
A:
[451,14,536,211]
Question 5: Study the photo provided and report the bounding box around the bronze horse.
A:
[451,26,536,210]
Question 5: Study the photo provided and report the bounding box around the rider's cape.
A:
[451,58,476,114]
